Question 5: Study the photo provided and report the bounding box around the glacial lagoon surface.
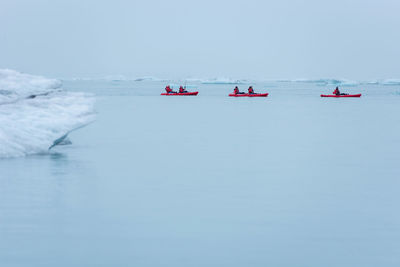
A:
[1,78,400,266]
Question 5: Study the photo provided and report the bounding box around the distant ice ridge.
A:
[201,77,248,84]
[280,78,400,86]
[355,79,400,86]
[0,69,95,158]
[103,75,166,82]
[64,75,400,86]
[373,79,400,86]
[64,75,168,82]
[280,78,359,86]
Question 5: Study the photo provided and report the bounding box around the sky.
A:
[0,0,399,80]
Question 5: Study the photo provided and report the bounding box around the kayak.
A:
[161,92,198,96]
[229,93,269,97]
[321,94,361,98]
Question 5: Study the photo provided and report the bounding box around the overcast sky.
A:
[1,0,399,80]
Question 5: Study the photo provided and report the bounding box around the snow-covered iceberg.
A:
[0,69,95,158]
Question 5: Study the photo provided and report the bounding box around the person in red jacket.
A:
[248,86,255,94]
[333,87,340,95]
[165,85,176,94]
[233,86,244,94]
[179,86,188,93]
[333,87,348,96]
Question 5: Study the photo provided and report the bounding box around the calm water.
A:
[1,80,400,266]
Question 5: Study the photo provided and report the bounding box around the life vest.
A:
[234,88,239,94]
[248,87,254,94]
[333,88,340,95]
[165,86,172,93]
[179,86,185,93]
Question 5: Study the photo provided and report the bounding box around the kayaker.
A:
[333,87,341,95]
[179,86,188,93]
[233,86,244,94]
[165,85,176,94]
[248,86,255,94]
[332,87,348,96]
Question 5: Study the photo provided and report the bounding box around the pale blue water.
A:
[1,80,400,266]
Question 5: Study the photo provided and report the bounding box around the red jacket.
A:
[333,88,340,95]
[179,86,185,93]
[248,87,254,94]
[234,88,239,94]
[165,86,172,93]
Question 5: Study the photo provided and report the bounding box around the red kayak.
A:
[321,94,361,98]
[161,92,199,96]
[229,93,269,97]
